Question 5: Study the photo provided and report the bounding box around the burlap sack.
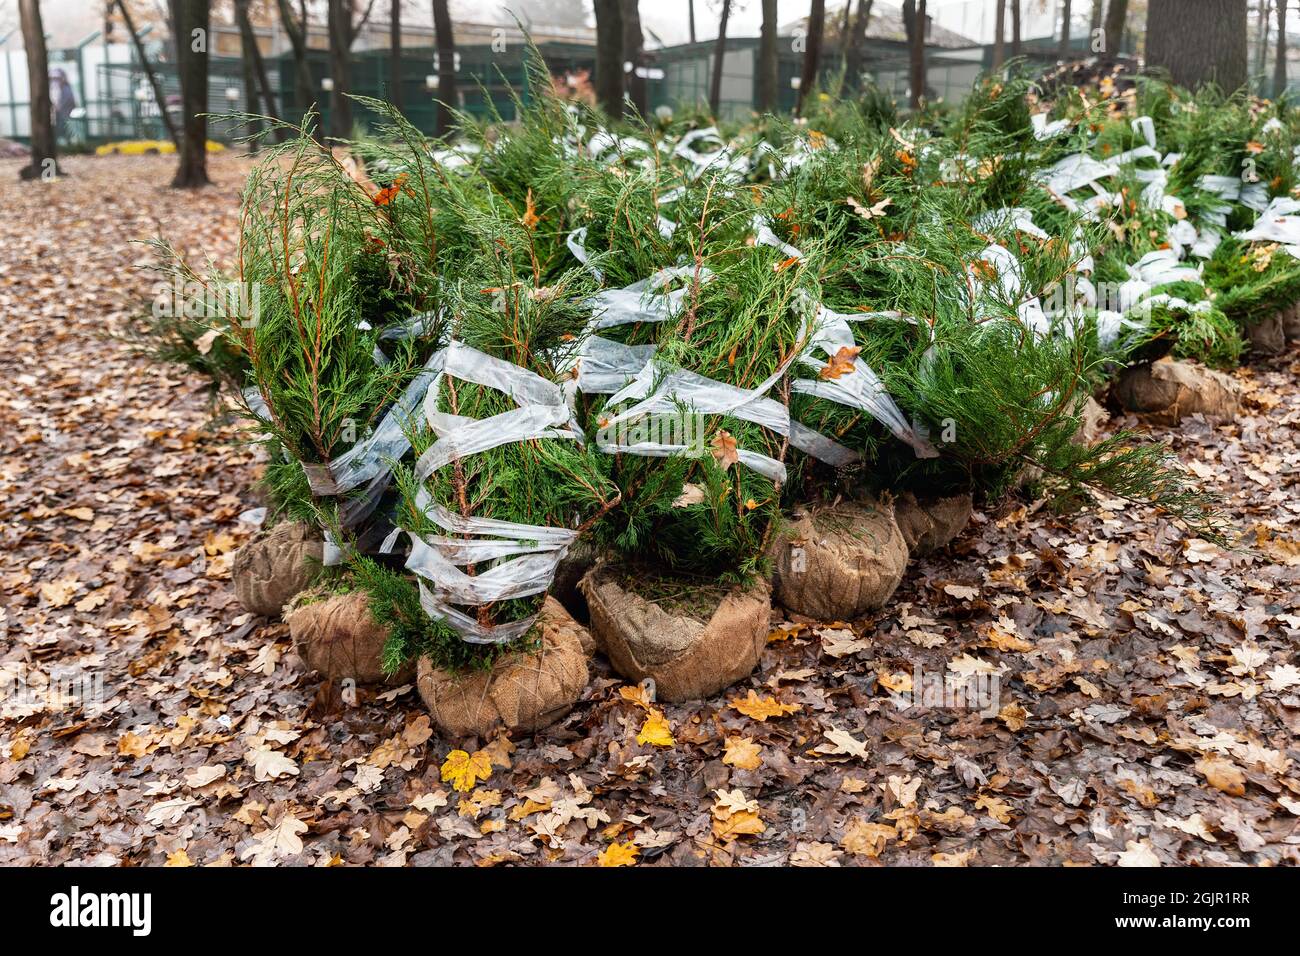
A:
[769,498,907,620]
[1113,359,1241,426]
[416,598,590,737]
[232,521,323,617]
[286,589,412,685]
[892,491,973,557]
[1245,312,1286,356]
[580,568,770,703]
[1075,396,1110,445]
[549,539,598,629]
[1282,303,1300,342]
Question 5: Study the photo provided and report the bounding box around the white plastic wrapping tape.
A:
[1236,196,1300,245]
[791,303,939,459]
[400,340,586,644]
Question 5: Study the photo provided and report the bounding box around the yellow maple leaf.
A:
[440,749,493,793]
[165,849,194,867]
[730,690,800,721]
[637,709,675,747]
[723,736,763,770]
[598,841,640,867]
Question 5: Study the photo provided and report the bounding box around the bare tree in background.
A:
[796,0,826,116]
[236,0,261,152]
[593,0,624,116]
[1256,0,1273,79]
[1146,0,1248,90]
[114,0,180,147]
[432,0,457,135]
[390,0,402,111]
[18,0,58,180]
[622,0,646,116]
[757,0,778,112]
[709,0,732,117]
[903,0,926,108]
[992,0,1005,68]
[1104,0,1128,57]
[1276,0,1289,96]
[275,0,316,119]
[1011,0,1021,57]
[689,0,696,43]
[327,0,377,138]
[235,0,284,138]
[1059,0,1071,56]
[170,0,210,188]
[845,0,874,91]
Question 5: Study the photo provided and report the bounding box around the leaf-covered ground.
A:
[1,154,1297,867]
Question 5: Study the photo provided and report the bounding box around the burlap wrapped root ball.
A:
[286,589,412,685]
[769,498,908,620]
[1282,303,1300,342]
[1074,396,1110,445]
[416,598,590,737]
[892,491,973,557]
[1113,359,1242,426]
[1245,312,1287,356]
[1017,396,1111,487]
[580,568,771,703]
[232,521,323,617]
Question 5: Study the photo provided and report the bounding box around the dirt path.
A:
[1,154,1297,866]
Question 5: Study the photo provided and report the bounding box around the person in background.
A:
[50,68,77,143]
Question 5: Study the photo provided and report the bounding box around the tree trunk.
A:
[838,1,852,59]
[796,0,826,116]
[238,0,262,153]
[1104,0,1129,57]
[170,0,210,188]
[1012,1,1022,57]
[1091,0,1104,32]
[18,0,58,180]
[1257,0,1273,79]
[903,0,926,108]
[709,0,732,118]
[992,0,1006,68]
[689,0,696,43]
[432,0,457,135]
[327,0,353,136]
[1146,0,1248,90]
[1276,0,1289,96]
[390,0,402,111]
[593,0,624,117]
[235,0,285,140]
[275,0,316,119]
[845,0,873,91]
[622,0,646,116]
[116,0,180,147]
[1059,0,1072,56]
[757,0,778,111]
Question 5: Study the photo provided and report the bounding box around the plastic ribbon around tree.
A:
[400,340,587,645]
